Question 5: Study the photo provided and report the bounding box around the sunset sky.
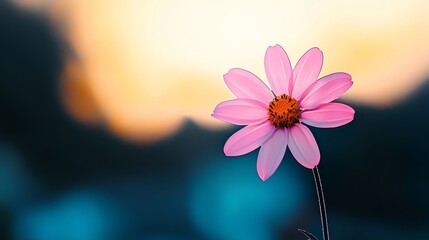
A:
[15,0,429,141]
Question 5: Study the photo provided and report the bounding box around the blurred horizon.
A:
[9,0,429,142]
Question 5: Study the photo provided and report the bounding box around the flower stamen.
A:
[268,94,301,128]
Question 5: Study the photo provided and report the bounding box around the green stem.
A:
[313,166,330,240]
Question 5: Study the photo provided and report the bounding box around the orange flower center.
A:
[268,94,301,128]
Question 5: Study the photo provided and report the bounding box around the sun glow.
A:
[14,0,429,141]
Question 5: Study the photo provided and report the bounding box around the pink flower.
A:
[212,45,354,181]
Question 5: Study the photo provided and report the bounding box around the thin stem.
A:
[312,166,330,240]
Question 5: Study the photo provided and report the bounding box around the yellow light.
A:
[14,0,429,141]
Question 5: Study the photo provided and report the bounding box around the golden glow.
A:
[14,0,429,141]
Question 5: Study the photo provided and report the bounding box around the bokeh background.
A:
[1,0,429,239]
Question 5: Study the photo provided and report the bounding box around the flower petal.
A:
[224,121,275,156]
[291,48,323,100]
[257,128,288,181]
[264,44,293,96]
[212,99,269,125]
[224,68,273,103]
[288,124,320,169]
[301,103,355,128]
[300,72,353,109]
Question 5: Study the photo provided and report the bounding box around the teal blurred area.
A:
[188,155,304,240]
[13,191,120,240]
[1,1,429,240]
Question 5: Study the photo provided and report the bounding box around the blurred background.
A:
[1,0,429,239]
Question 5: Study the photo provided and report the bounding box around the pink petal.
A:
[224,68,273,103]
[257,128,288,181]
[291,48,323,100]
[264,45,293,96]
[300,72,353,109]
[300,103,355,128]
[212,99,269,125]
[288,124,320,169]
[224,121,275,156]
